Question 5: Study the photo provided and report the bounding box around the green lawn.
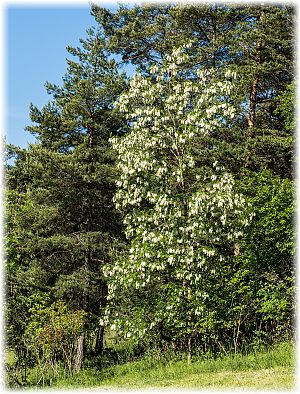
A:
[54,342,295,390]
[98,367,293,390]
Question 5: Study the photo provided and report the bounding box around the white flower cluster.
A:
[103,43,251,340]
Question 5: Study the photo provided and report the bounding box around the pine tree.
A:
[91,3,181,71]
[5,26,127,371]
[225,4,295,176]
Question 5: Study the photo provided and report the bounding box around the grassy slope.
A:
[55,342,295,390]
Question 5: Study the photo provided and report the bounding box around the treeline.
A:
[5,2,295,386]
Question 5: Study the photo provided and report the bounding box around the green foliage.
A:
[232,170,295,344]
[25,300,86,373]
[240,169,294,272]
[274,82,296,133]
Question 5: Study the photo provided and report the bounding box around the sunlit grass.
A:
[54,341,295,390]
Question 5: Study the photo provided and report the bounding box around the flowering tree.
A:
[102,43,252,358]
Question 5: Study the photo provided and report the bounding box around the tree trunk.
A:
[95,325,105,355]
[234,243,240,256]
[187,335,192,366]
[74,334,84,373]
[247,74,259,129]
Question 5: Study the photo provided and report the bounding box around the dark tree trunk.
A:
[247,74,259,129]
[95,326,105,355]
[187,335,192,365]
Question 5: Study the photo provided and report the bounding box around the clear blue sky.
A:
[5,3,121,149]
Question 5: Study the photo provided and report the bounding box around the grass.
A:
[53,341,296,390]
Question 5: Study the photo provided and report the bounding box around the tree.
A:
[101,44,252,361]
[224,5,295,178]
[5,26,126,373]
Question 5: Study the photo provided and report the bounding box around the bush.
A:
[25,300,86,375]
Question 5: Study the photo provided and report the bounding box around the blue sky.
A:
[5,3,121,149]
